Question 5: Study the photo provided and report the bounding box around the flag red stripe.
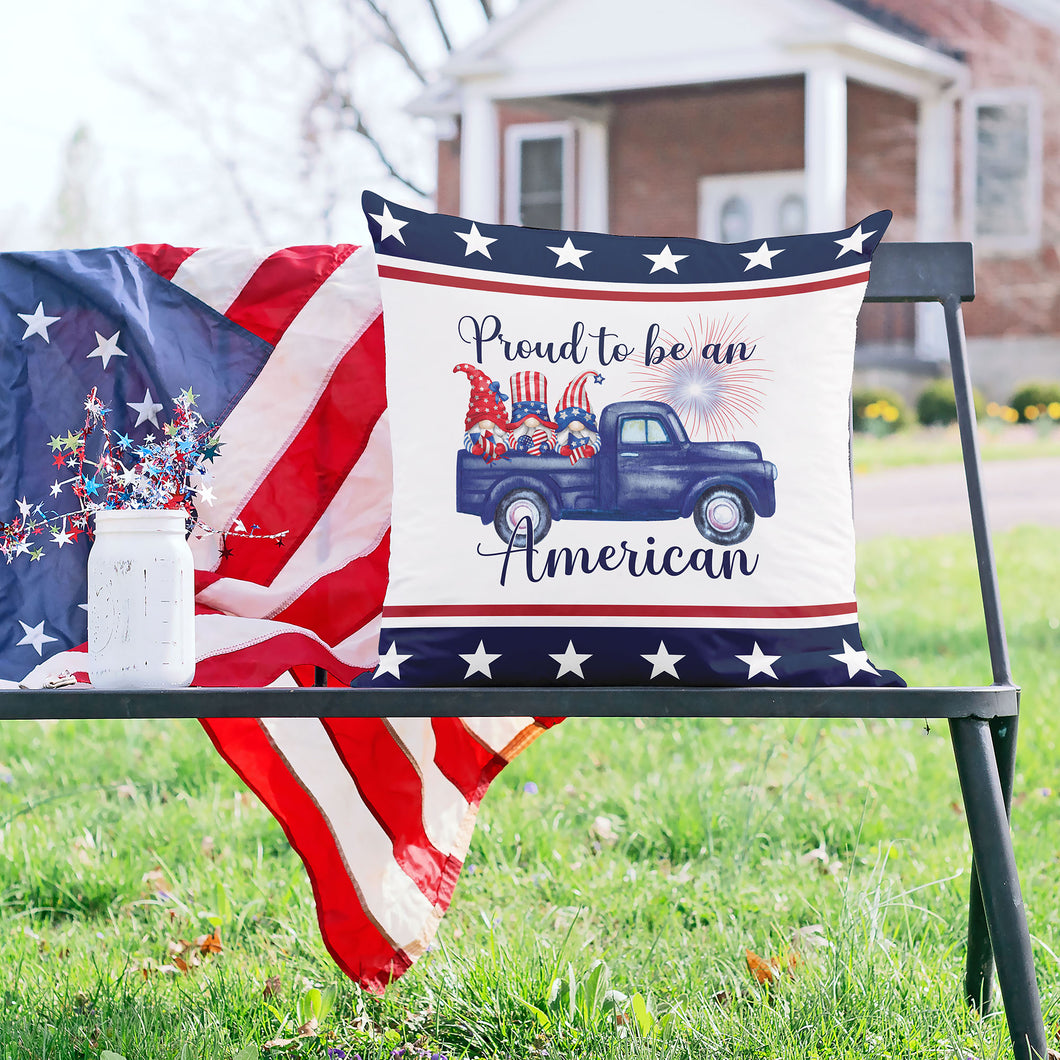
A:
[223,245,357,345]
[269,533,390,647]
[215,314,387,587]
[378,264,870,302]
[192,631,365,687]
[199,717,409,993]
[430,718,507,802]
[383,601,858,619]
[321,719,462,906]
[127,244,198,281]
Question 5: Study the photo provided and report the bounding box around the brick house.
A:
[411,0,1060,399]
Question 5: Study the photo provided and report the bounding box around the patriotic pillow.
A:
[362,191,902,689]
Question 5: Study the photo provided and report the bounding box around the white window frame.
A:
[961,87,1042,254]
[503,121,576,229]
[697,170,807,242]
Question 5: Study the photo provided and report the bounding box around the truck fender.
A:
[680,475,774,519]
[481,474,562,526]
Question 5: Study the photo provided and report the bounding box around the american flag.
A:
[0,243,558,991]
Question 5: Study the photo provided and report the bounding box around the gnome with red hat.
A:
[454,363,510,462]
[555,370,605,465]
[506,370,556,456]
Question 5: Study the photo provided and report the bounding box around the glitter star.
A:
[128,388,164,428]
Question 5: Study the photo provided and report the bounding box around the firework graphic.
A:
[625,314,771,440]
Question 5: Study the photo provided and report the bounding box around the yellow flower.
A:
[882,404,900,423]
[1003,407,1020,423]
[1048,402,1060,420]
[1025,405,1040,421]
[986,401,1001,417]
[864,402,881,419]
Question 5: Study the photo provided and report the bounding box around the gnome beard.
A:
[464,419,509,462]
[557,421,600,464]
[508,418,556,456]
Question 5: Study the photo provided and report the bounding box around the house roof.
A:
[411,0,969,116]
[829,0,963,60]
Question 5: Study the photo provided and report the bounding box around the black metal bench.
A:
[0,242,1045,1060]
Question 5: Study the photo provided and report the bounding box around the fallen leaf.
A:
[197,929,223,955]
[296,1018,318,1036]
[745,949,782,985]
[263,975,282,999]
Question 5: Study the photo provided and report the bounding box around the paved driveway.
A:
[853,456,1060,540]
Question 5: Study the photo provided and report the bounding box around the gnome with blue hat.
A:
[555,370,604,465]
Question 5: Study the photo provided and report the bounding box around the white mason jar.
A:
[88,509,196,688]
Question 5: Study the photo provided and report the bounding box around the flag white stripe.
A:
[189,245,383,571]
[260,717,435,947]
[171,247,279,315]
[330,614,383,670]
[195,413,391,618]
[460,716,537,756]
[384,718,470,855]
[378,612,858,631]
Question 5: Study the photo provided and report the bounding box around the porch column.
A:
[916,89,958,359]
[804,65,848,231]
[460,88,499,223]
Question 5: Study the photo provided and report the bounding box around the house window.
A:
[699,170,807,242]
[504,122,574,229]
[963,89,1042,252]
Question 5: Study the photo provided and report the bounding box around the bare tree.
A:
[124,0,498,244]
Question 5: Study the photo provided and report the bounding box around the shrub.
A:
[1008,381,1060,423]
[852,387,909,434]
[915,378,986,427]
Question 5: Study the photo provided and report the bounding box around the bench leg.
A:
[964,716,1018,1014]
[950,718,1045,1060]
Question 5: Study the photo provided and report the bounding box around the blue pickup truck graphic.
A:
[456,400,778,547]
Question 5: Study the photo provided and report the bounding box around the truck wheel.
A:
[494,489,552,546]
[693,486,754,545]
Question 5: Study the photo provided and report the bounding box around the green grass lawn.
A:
[0,526,1057,1058]
[852,424,1060,473]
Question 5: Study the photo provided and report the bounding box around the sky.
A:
[0,1,177,248]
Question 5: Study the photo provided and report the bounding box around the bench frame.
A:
[0,242,1046,1060]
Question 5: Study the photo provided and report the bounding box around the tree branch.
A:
[360,0,428,82]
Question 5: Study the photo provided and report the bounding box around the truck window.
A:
[620,418,647,444]
[645,418,671,444]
